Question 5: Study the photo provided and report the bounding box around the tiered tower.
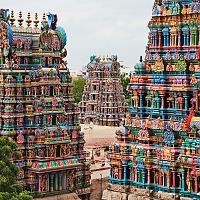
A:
[0,9,90,198]
[79,56,127,127]
[104,1,200,200]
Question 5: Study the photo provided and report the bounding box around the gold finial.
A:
[10,10,15,26]
[42,13,47,22]
[33,13,39,28]
[26,12,32,27]
[18,11,24,26]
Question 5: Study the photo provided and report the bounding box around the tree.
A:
[0,192,32,200]
[72,77,86,103]
[0,137,33,200]
[120,75,130,100]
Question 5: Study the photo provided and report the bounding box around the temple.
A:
[0,9,90,198]
[103,1,200,200]
[79,56,127,127]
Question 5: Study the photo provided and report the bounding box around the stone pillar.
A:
[139,92,144,108]
[47,174,50,192]
[183,94,188,110]
[167,172,171,188]
[119,167,122,179]
[161,95,165,109]
[50,174,54,192]
[198,29,200,45]
[182,169,185,192]
[130,94,133,110]
[147,169,151,184]
[155,35,158,47]
[135,169,138,182]
[123,164,127,183]
[172,171,176,188]
[194,177,198,193]
[38,174,41,192]
[167,34,170,46]
[63,171,67,190]
[187,34,189,46]
[159,173,163,185]
[55,173,58,191]
[158,31,162,47]
[59,173,63,191]
[132,167,135,181]
[164,35,166,46]
[184,34,186,46]
[174,93,178,110]
[170,34,173,46]
[142,169,146,185]
[178,30,181,46]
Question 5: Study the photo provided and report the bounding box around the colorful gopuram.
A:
[79,56,127,127]
[0,9,90,198]
[103,1,200,200]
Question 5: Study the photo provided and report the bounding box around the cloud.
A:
[1,0,154,70]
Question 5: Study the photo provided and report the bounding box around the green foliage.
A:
[120,75,130,99]
[0,137,20,192]
[0,192,33,200]
[0,137,32,200]
[72,77,86,103]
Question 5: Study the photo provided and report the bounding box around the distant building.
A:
[79,55,128,127]
[70,70,85,80]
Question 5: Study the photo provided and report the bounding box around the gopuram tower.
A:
[79,56,127,127]
[0,9,90,198]
[103,1,200,200]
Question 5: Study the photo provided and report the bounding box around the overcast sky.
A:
[2,0,154,71]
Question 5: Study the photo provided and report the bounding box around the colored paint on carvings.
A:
[106,1,200,199]
[0,9,90,197]
[79,55,128,127]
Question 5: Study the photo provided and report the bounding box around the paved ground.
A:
[81,124,119,148]
[80,125,118,199]
[35,193,80,200]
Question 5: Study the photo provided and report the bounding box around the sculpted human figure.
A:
[170,117,175,130]
[145,91,153,107]
[176,92,183,110]
[180,119,186,131]
[167,92,174,108]
[125,112,132,126]
[156,117,163,129]
[146,115,153,129]
[55,85,61,96]
[132,90,139,108]
[190,74,198,85]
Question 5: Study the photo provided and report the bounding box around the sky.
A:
[1,0,154,71]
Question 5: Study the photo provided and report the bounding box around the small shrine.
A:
[104,1,200,200]
[79,56,127,127]
[0,9,90,198]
